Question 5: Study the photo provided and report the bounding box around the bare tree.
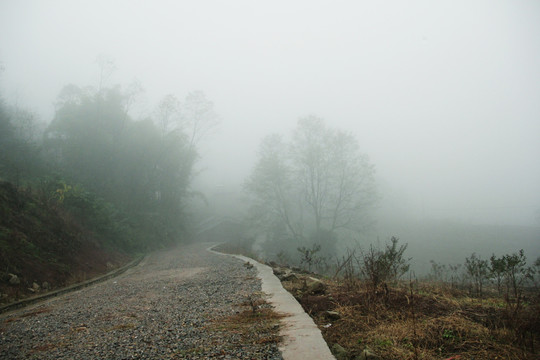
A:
[244,134,303,240]
[246,116,377,253]
[95,54,116,93]
[122,80,145,117]
[291,116,377,234]
[465,253,489,297]
[182,91,219,147]
[155,94,181,135]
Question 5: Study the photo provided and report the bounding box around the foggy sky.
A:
[1,0,539,226]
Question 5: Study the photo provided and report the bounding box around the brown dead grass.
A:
[3,306,52,323]
[214,308,284,335]
[104,323,136,332]
[213,241,539,358]
[283,279,539,360]
[20,306,52,318]
[208,296,285,347]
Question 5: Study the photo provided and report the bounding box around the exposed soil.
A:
[0,181,130,304]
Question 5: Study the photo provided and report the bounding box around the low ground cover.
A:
[286,278,539,359]
[0,181,131,305]
[218,240,540,359]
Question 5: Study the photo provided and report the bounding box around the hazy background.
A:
[1,0,539,235]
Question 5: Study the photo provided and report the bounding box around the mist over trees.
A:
[0,96,45,186]
[0,81,217,251]
[245,116,377,259]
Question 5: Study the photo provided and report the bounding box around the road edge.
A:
[208,244,336,360]
[0,255,145,315]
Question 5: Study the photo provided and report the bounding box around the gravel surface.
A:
[0,242,283,359]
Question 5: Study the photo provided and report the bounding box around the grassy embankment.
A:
[217,240,540,360]
[0,181,131,305]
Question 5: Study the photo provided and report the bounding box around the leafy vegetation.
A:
[1,83,214,251]
[0,82,216,301]
[0,180,130,300]
[43,85,207,248]
[359,236,410,290]
[297,243,324,272]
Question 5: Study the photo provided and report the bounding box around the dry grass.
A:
[208,295,285,347]
[218,308,283,342]
[104,322,136,332]
[214,240,539,358]
[3,306,52,323]
[283,279,539,360]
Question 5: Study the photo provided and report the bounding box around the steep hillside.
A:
[0,181,130,304]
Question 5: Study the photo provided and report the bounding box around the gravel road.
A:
[0,242,283,359]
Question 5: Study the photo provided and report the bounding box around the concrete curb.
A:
[208,244,336,360]
[0,255,145,315]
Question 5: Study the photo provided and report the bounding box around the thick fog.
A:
[1,0,539,233]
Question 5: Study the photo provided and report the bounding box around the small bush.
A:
[297,243,323,272]
[359,236,410,291]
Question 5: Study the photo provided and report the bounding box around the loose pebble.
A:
[0,242,282,359]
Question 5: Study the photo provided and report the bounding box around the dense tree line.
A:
[0,83,215,251]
